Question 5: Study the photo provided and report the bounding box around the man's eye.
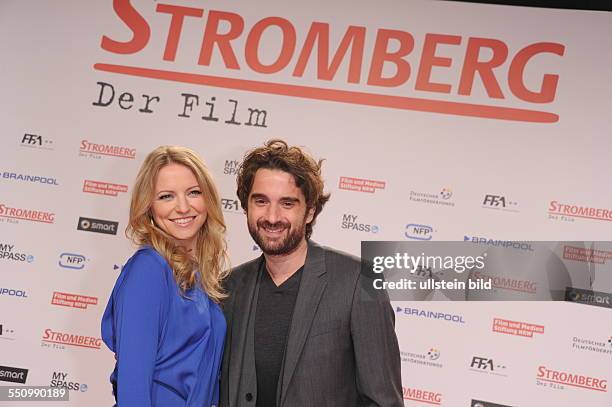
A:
[282,202,294,208]
[254,199,266,205]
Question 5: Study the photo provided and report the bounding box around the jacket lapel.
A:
[277,241,328,406]
[228,256,263,406]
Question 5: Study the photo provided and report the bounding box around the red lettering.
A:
[367,29,414,87]
[101,0,150,54]
[293,23,366,83]
[156,4,204,61]
[198,11,244,69]
[458,37,508,98]
[245,17,296,74]
[415,34,461,93]
[509,42,564,103]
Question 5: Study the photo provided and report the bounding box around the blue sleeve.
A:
[113,250,169,406]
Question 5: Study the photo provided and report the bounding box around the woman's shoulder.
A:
[119,246,173,288]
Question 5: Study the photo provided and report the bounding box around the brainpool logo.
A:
[395,306,466,324]
[77,217,118,235]
[50,371,88,392]
[21,133,54,150]
[59,253,88,270]
[0,243,34,263]
[0,288,28,299]
[0,366,28,384]
[2,171,59,186]
[464,235,534,251]
[565,287,611,308]
[341,214,379,233]
[405,224,434,240]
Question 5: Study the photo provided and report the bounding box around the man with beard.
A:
[220,139,402,407]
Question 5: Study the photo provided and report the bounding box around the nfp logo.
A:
[77,217,118,235]
[405,224,433,240]
[59,253,87,270]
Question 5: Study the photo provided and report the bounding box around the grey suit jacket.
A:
[220,241,403,407]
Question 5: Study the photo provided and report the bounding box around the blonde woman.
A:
[101,146,229,407]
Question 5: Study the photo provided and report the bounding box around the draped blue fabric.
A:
[101,247,225,407]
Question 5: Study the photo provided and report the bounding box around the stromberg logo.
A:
[536,365,607,392]
[0,288,28,298]
[405,224,433,240]
[400,347,443,369]
[395,306,465,324]
[464,235,534,251]
[402,387,441,405]
[338,176,385,194]
[469,356,508,377]
[471,400,514,407]
[409,187,455,207]
[79,140,136,159]
[77,217,118,235]
[548,200,612,223]
[83,180,128,197]
[2,171,59,186]
[51,292,98,310]
[0,243,34,263]
[59,253,88,270]
[41,329,102,350]
[21,133,54,150]
[492,318,544,338]
[50,371,88,392]
[471,270,537,294]
[0,324,16,341]
[0,365,28,384]
[224,159,240,176]
[221,198,242,214]
[571,336,612,356]
[0,204,55,224]
[341,214,379,233]
[565,287,611,309]
[482,194,519,212]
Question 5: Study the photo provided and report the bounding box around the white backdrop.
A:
[1,1,611,406]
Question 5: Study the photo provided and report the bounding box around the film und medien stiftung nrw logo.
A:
[77,217,118,235]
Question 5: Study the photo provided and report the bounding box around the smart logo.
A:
[0,366,28,384]
[77,217,118,235]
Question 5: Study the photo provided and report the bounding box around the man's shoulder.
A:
[317,243,361,270]
[224,256,261,289]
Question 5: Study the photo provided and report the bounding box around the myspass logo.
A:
[2,171,59,186]
[341,214,379,233]
[41,329,102,350]
[536,365,607,392]
[59,253,88,270]
[50,371,88,392]
[405,224,433,240]
[21,133,54,150]
[402,387,441,405]
[0,204,55,224]
[0,365,28,384]
[79,140,135,159]
[224,159,240,176]
[548,200,612,222]
[0,243,34,263]
[77,217,118,235]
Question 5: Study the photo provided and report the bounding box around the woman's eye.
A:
[158,194,173,200]
[189,190,202,197]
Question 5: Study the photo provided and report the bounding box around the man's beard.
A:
[248,217,306,256]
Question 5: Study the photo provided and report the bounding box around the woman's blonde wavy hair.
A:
[127,145,229,303]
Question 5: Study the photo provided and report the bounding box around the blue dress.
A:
[101,246,226,407]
